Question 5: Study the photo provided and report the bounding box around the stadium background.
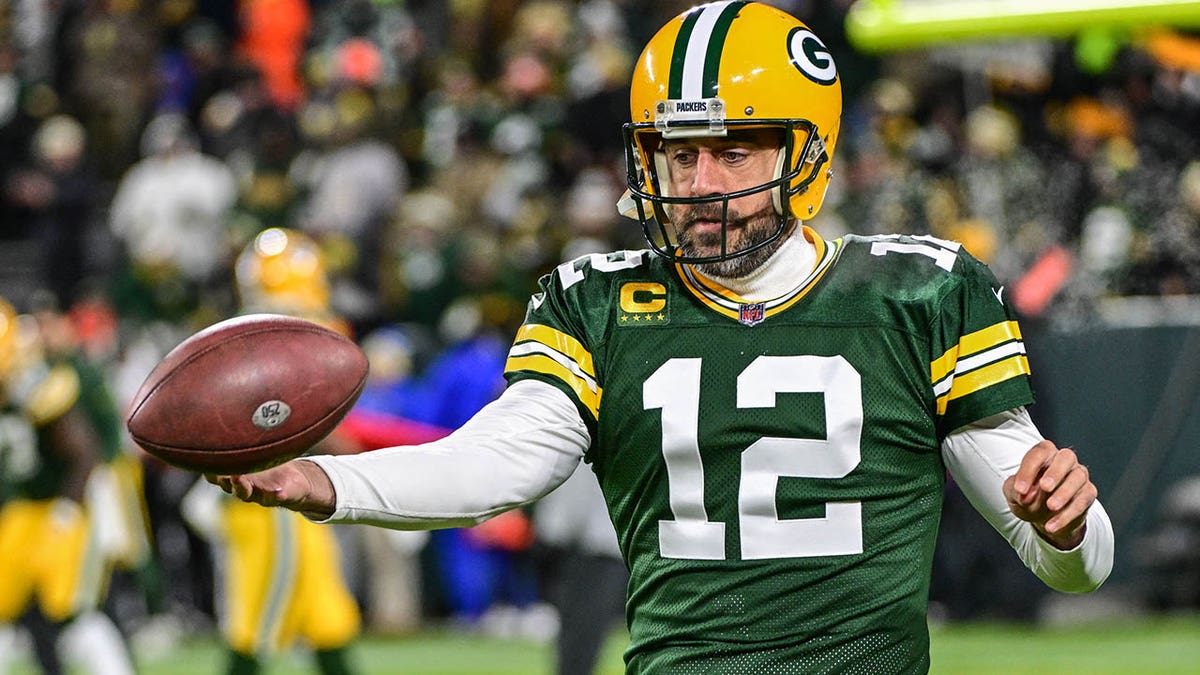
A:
[2,0,1200,672]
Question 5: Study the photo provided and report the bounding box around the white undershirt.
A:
[702,230,817,301]
[306,232,1114,593]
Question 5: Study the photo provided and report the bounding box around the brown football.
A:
[126,314,368,474]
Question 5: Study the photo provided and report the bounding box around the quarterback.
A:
[215,3,1114,672]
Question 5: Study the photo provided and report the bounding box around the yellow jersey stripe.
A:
[513,324,596,378]
[930,320,1023,384]
[936,355,1030,415]
[508,342,599,392]
[677,269,741,319]
[25,365,81,426]
[689,269,748,304]
[505,353,602,420]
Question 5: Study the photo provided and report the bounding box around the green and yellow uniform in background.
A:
[0,350,107,623]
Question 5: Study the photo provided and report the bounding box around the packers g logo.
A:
[787,27,837,85]
[618,282,669,326]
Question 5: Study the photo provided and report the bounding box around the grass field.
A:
[10,615,1200,674]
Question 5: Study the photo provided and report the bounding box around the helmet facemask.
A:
[621,117,829,270]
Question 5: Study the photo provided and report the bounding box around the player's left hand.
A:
[1003,440,1097,550]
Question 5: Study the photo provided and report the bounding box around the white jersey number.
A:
[0,412,40,484]
[644,356,864,560]
[869,234,961,271]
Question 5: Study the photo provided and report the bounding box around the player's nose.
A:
[689,151,726,197]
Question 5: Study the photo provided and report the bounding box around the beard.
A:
[672,202,787,278]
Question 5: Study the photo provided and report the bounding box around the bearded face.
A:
[669,199,788,278]
[660,129,793,278]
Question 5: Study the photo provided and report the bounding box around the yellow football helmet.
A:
[0,296,17,380]
[622,1,842,263]
[235,228,331,316]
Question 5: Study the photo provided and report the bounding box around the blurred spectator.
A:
[378,188,460,325]
[1139,474,1200,610]
[225,108,304,241]
[561,1,635,166]
[1126,161,1200,295]
[5,114,102,308]
[955,104,1048,281]
[108,112,237,323]
[293,86,409,324]
[417,295,549,637]
[419,55,491,174]
[0,41,42,240]
[176,19,244,125]
[561,163,645,260]
[307,0,423,91]
[56,0,160,178]
[534,466,627,675]
[235,0,311,111]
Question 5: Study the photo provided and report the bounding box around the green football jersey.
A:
[505,229,1034,674]
[0,359,82,500]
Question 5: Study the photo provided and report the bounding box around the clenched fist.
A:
[1003,440,1097,550]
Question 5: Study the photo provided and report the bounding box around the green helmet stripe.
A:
[668,7,702,99]
[702,2,746,98]
[668,1,747,100]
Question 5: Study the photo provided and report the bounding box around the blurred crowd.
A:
[2,0,1200,670]
[3,1,1200,331]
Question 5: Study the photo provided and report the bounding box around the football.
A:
[126,314,369,474]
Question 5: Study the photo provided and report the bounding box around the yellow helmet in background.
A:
[235,228,331,316]
[622,1,842,263]
[0,298,74,426]
[0,296,18,380]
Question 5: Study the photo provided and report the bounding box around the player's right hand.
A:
[207,459,336,519]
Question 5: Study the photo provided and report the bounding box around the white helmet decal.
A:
[788,27,837,85]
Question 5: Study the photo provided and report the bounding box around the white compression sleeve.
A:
[304,379,591,529]
[941,407,1114,593]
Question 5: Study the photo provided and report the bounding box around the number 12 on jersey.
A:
[644,355,865,561]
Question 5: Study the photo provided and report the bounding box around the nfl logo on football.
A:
[739,303,765,327]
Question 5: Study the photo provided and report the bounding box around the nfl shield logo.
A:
[739,303,765,327]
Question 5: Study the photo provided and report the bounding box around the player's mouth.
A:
[687,218,725,237]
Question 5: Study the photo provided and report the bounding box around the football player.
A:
[182,228,363,675]
[0,297,135,675]
[212,3,1114,673]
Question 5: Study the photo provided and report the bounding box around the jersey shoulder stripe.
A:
[837,233,1033,430]
[932,320,1029,415]
[505,323,602,420]
[504,250,654,424]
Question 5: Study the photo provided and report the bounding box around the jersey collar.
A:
[674,226,841,324]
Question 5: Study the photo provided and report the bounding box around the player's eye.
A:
[721,149,750,165]
[669,148,698,167]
